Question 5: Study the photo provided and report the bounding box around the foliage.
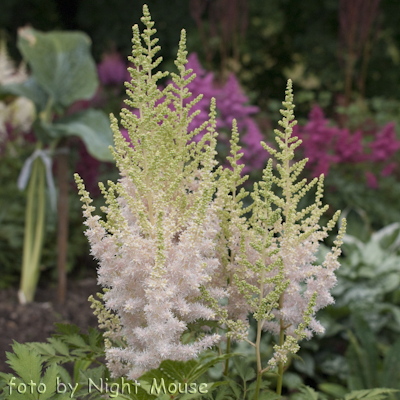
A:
[0,26,115,303]
[284,223,400,397]
[1,331,398,399]
[332,222,400,335]
[345,315,400,394]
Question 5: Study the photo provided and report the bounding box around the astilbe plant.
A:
[75,7,222,380]
[203,81,347,397]
[75,6,346,396]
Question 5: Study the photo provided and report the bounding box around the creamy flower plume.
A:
[202,80,345,374]
[75,6,345,387]
[75,5,222,379]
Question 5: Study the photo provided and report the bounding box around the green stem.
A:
[19,155,47,303]
[254,269,266,400]
[276,295,285,395]
[20,157,38,303]
[223,336,231,376]
[254,372,262,400]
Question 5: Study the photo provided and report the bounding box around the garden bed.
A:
[0,277,99,374]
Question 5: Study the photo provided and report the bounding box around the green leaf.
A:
[296,385,319,400]
[282,371,303,390]
[352,315,379,388]
[318,382,348,398]
[343,388,399,400]
[293,351,315,377]
[0,77,48,111]
[64,333,87,348]
[17,27,98,107]
[6,342,42,387]
[188,353,239,383]
[39,363,59,400]
[227,380,242,399]
[54,323,81,336]
[371,223,400,251]
[258,392,282,400]
[47,338,70,357]
[52,109,114,161]
[179,382,227,400]
[381,336,400,388]
[27,342,56,358]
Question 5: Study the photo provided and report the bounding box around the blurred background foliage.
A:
[0,0,399,108]
[1,0,400,395]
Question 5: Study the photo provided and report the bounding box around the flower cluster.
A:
[173,53,267,172]
[96,45,268,173]
[76,6,345,381]
[76,10,222,379]
[296,105,400,186]
[204,82,346,369]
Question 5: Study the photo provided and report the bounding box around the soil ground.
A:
[0,277,100,373]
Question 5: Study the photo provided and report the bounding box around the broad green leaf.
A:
[17,27,98,107]
[0,77,48,111]
[52,109,114,161]
[371,222,400,251]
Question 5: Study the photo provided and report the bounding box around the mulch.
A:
[0,277,100,373]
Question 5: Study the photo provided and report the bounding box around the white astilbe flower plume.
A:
[202,80,346,381]
[75,5,223,379]
[75,6,346,393]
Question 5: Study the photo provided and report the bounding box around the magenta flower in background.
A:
[97,50,127,86]
[369,122,400,162]
[381,162,397,177]
[334,128,364,164]
[216,72,259,131]
[296,105,339,176]
[298,105,400,185]
[365,171,379,189]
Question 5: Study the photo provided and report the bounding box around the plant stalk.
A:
[223,336,231,376]
[276,294,285,395]
[19,155,46,303]
[56,143,69,304]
